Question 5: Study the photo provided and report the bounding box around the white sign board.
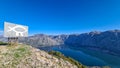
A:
[4,22,28,37]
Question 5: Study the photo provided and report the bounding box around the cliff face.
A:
[0,45,78,68]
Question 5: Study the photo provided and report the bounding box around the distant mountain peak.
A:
[1,29,120,57]
[88,31,101,35]
[107,29,120,32]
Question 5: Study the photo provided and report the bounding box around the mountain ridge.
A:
[1,29,120,56]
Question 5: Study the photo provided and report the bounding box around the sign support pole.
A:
[8,37,18,46]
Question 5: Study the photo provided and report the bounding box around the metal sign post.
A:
[8,37,18,46]
[4,22,28,46]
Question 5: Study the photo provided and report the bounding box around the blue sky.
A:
[0,0,120,35]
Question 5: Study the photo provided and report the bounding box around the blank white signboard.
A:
[4,22,28,37]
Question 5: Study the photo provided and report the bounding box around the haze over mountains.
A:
[0,29,120,56]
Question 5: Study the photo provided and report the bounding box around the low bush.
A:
[48,51,85,68]
[0,41,8,45]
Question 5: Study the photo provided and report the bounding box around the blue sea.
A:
[51,46,120,68]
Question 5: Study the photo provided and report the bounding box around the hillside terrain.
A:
[0,44,80,68]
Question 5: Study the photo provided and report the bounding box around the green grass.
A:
[0,41,8,45]
[48,50,85,68]
[13,46,31,58]
[0,45,32,68]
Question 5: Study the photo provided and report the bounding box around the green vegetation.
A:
[0,45,31,68]
[48,50,85,68]
[0,41,8,45]
[48,51,111,68]
[102,66,111,68]
[13,46,31,58]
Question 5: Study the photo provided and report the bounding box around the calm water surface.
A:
[51,46,120,68]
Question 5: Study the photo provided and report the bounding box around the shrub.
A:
[48,50,85,68]
[0,41,8,45]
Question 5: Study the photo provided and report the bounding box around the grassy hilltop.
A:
[0,44,79,68]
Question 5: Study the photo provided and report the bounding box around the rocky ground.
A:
[0,44,78,68]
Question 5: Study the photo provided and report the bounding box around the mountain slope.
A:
[19,34,60,47]
[1,29,120,56]
[0,44,79,68]
[65,30,120,56]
